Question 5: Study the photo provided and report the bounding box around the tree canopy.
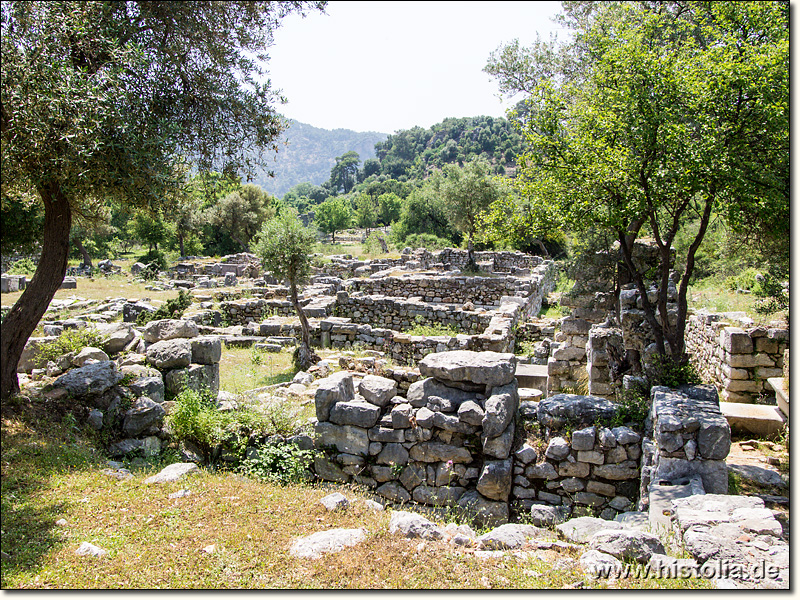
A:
[0,0,326,398]
[485,0,788,363]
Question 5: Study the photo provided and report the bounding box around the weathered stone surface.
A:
[72,347,111,367]
[165,364,220,396]
[143,462,198,484]
[515,443,538,465]
[586,480,616,497]
[598,427,617,447]
[190,337,222,365]
[359,374,397,407]
[53,361,123,398]
[412,485,466,507]
[108,438,144,457]
[580,550,622,578]
[408,442,471,463]
[477,524,552,550]
[433,411,475,434]
[399,463,426,490]
[577,450,604,465]
[525,462,558,480]
[545,437,571,460]
[558,461,590,478]
[419,350,516,387]
[560,477,585,493]
[406,377,482,408]
[571,427,596,451]
[96,323,136,355]
[76,542,108,557]
[529,503,568,527]
[414,406,436,427]
[376,443,409,466]
[315,371,355,421]
[127,376,165,404]
[389,511,444,539]
[314,421,369,455]
[476,459,513,501]
[457,490,509,528]
[122,397,165,437]
[368,426,404,443]
[482,381,518,438]
[592,461,639,480]
[556,517,623,544]
[390,403,413,428]
[376,481,412,503]
[320,492,349,511]
[141,319,198,343]
[590,529,666,564]
[146,339,192,369]
[538,394,618,430]
[314,456,349,483]
[290,528,366,559]
[482,422,514,459]
[329,400,381,429]
[458,400,485,426]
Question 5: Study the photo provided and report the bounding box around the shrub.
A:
[137,289,194,325]
[237,443,316,485]
[166,388,227,451]
[645,353,701,388]
[7,258,36,276]
[400,233,452,251]
[37,328,104,363]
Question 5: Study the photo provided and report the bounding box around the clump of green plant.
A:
[645,354,700,388]
[166,388,228,452]
[724,267,759,292]
[407,322,460,337]
[36,327,103,363]
[610,388,651,427]
[362,231,389,256]
[237,443,316,485]
[753,269,789,317]
[137,289,194,325]
[7,257,37,276]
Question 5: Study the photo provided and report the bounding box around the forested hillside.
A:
[252,121,387,197]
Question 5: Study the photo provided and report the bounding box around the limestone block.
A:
[476,459,513,501]
[315,371,355,421]
[571,426,596,451]
[329,400,381,429]
[147,339,191,370]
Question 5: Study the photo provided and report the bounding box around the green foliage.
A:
[165,388,228,451]
[255,211,317,289]
[237,443,315,485]
[753,268,789,317]
[205,184,277,252]
[645,354,701,389]
[327,151,361,194]
[362,231,388,256]
[406,317,460,338]
[6,258,36,276]
[397,233,452,251]
[36,328,103,364]
[724,268,759,292]
[438,157,503,244]
[136,290,194,326]
[314,197,352,243]
[485,1,788,361]
[610,389,651,428]
[391,185,461,247]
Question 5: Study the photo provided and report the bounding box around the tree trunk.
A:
[231,234,250,253]
[1,184,72,399]
[289,281,318,372]
[178,232,185,258]
[465,237,478,272]
[73,237,92,267]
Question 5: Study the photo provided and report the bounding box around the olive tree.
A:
[254,211,320,371]
[0,1,325,397]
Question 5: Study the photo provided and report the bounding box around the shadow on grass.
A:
[1,402,101,583]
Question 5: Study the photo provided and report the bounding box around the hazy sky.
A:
[267,1,568,134]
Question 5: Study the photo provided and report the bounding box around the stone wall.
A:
[312,351,521,526]
[547,317,592,395]
[640,385,731,503]
[513,394,643,520]
[685,313,788,403]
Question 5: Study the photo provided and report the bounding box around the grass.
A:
[687,279,788,325]
[217,346,296,395]
[0,385,713,590]
[405,323,460,338]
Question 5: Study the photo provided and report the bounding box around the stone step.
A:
[766,377,788,418]
[720,401,786,437]
[516,363,548,394]
[518,387,543,402]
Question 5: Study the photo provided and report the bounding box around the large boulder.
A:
[190,337,222,365]
[389,511,445,540]
[418,351,516,387]
[476,458,513,501]
[143,462,198,484]
[406,377,482,409]
[328,400,381,429]
[53,361,123,398]
[589,529,666,564]
[315,371,355,421]
[314,421,369,455]
[556,517,623,544]
[482,381,518,438]
[290,528,366,559]
[96,323,136,354]
[146,339,192,370]
[358,374,397,407]
[477,524,553,550]
[457,490,509,528]
[127,376,165,404]
[141,319,198,343]
[537,393,618,430]
[72,347,110,367]
[122,397,166,437]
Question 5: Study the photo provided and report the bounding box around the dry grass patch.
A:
[218,346,296,394]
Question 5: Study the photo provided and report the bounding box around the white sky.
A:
[266,1,568,134]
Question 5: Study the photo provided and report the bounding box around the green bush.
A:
[7,258,37,276]
[724,267,759,292]
[399,233,453,251]
[37,328,104,363]
[645,353,701,388]
[237,443,316,485]
[137,289,194,325]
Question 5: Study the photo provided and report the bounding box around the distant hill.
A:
[252,120,388,198]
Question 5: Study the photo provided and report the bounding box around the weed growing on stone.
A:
[36,328,104,363]
[238,444,316,485]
